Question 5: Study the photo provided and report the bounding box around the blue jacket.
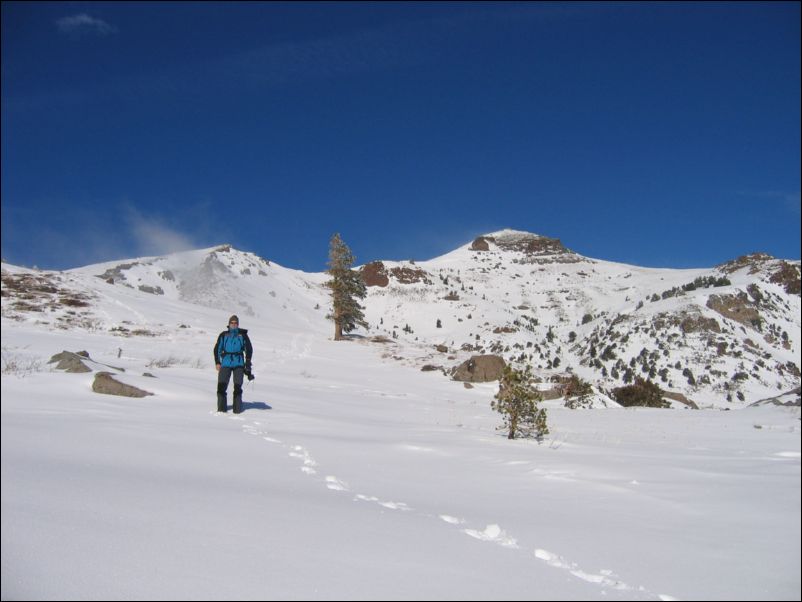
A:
[213,327,253,369]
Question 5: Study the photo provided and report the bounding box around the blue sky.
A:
[2,1,799,272]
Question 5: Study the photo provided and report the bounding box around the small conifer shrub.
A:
[491,365,549,440]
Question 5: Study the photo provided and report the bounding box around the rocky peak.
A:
[471,229,577,262]
[717,253,800,296]
[360,261,433,287]
[717,253,776,274]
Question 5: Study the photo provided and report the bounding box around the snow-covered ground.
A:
[2,241,800,600]
[2,309,800,600]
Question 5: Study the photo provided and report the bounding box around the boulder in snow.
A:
[92,372,153,398]
[452,355,506,382]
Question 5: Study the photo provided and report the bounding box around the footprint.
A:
[535,549,639,593]
[463,524,518,548]
[325,476,350,491]
[354,495,412,511]
[379,501,412,511]
[288,446,318,474]
[570,569,606,584]
[438,514,465,525]
[569,569,631,590]
[401,444,435,453]
[534,548,570,569]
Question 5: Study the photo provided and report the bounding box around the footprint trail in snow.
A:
[231,415,676,601]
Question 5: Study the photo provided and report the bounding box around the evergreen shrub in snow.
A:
[492,365,549,440]
[612,377,669,408]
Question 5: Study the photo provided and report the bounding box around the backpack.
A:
[219,331,245,368]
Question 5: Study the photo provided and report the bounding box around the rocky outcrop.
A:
[389,266,432,285]
[717,253,775,275]
[95,262,140,285]
[361,261,390,287]
[48,350,126,373]
[471,237,491,251]
[717,254,800,296]
[706,293,761,328]
[138,285,164,295]
[361,262,432,286]
[92,372,153,398]
[499,235,571,256]
[1,270,96,318]
[452,355,506,382]
[662,391,700,409]
[473,231,573,256]
[469,231,583,265]
[769,261,801,295]
[48,350,91,373]
[680,315,721,334]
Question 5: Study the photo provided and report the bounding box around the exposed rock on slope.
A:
[360,229,800,407]
[92,372,153,398]
[3,230,799,408]
[452,355,506,382]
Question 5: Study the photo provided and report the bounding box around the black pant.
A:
[217,366,244,413]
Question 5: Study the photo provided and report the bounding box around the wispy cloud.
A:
[0,199,227,270]
[56,13,118,37]
[781,191,801,216]
[738,190,801,216]
[16,4,603,114]
[9,18,415,114]
[124,208,199,257]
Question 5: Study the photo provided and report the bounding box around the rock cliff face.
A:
[361,261,433,287]
[361,261,390,287]
[470,230,584,266]
[472,231,572,256]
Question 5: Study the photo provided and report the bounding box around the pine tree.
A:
[563,374,593,409]
[325,233,367,341]
[491,365,549,440]
[612,377,668,408]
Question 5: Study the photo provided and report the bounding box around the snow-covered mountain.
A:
[2,230,800,408]
[359,229,801,408]
[2,243,329,341]
[2,232,800,600]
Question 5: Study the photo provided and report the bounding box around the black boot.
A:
[233,385,243,414]
[217,383,228,412]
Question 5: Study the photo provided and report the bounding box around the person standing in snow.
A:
[213,315,253,413]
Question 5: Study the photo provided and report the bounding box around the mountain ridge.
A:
[2,231,800,408]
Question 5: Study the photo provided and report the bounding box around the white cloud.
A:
[56,13,118,37]
[125,209,198,257]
